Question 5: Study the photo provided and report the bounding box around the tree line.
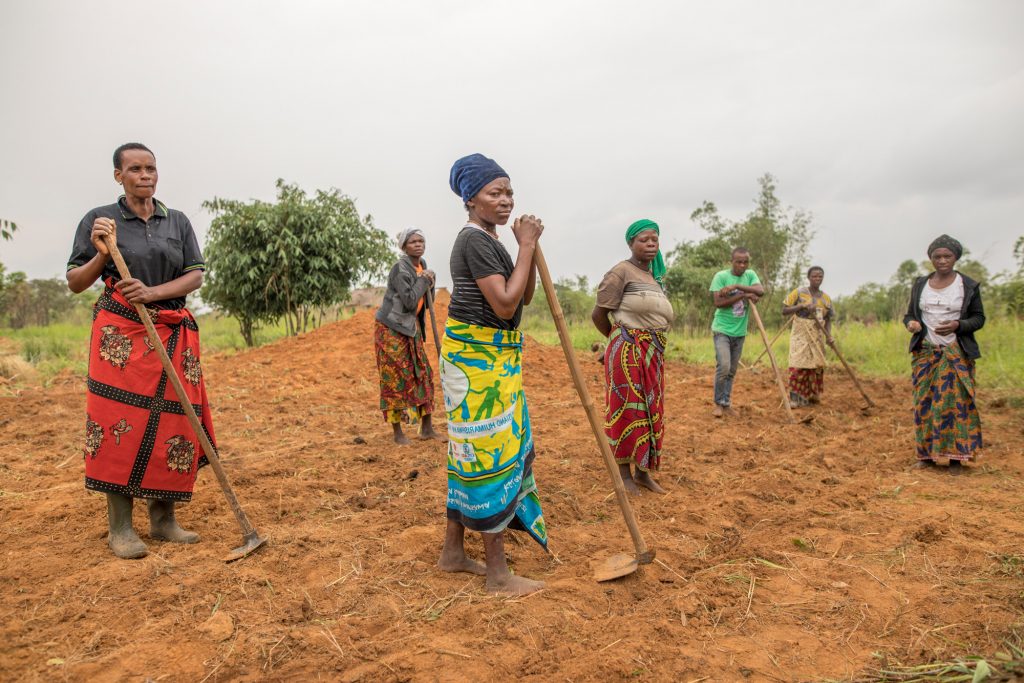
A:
[2,178,1022,334]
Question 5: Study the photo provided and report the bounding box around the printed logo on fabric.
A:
[448,441,477,463]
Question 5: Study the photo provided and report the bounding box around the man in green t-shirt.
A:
[709,248,765,417]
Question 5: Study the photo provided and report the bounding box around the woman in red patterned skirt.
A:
[374,228,440,444]
[66,143,214,559]
[591,219,675,495]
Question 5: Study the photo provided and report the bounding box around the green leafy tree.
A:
[664,173,815,329]
[0,219,16,242]
[202,179,392,345]
[523,275,595,325]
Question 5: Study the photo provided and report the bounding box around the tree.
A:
[0,219,15,242]
[663,173,815,328]
[202,179,392,345]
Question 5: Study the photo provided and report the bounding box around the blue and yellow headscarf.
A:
[626,219,665,285]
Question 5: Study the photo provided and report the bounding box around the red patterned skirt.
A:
[788,367,824,406]
[603,325,666,472]
[374,321,434,424]
[83,282,214,501]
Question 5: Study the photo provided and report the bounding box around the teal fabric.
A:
[709,269,761,337]
[625,219,665,285]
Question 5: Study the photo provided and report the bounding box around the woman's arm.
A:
[902,279,922,332]
[67,217,115,293]
[957,285,985,334]
[475,216,543,320]
[591,305,613,337]
[67,253,109,293]
[391,263,431,312]
[117,270,203,304]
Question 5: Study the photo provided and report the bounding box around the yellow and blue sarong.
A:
[439,319,548,550]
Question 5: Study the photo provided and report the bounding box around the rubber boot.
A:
[148,499,200,543]
[107,493,148,559]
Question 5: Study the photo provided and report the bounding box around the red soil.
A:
[1,297,1022,681]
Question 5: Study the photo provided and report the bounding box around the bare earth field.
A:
[2,298,1022,682]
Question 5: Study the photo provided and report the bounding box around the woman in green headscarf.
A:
[591,219,674,495]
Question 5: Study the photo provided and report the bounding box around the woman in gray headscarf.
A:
[903,234,985,473]
[373,228,441,444]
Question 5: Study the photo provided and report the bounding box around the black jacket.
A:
[375,255,433,339]
[903,272,985,359]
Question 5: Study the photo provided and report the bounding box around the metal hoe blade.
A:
[593,553,640,582]
[224,531,268,563]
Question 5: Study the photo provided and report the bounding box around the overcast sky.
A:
[1,1,1021,296]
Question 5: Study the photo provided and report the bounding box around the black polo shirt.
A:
[67,196,205,310]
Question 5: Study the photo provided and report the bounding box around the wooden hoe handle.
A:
[101,234,258,537]
[533,244,654,564]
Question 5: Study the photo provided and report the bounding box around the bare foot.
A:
[393,432,411,445]
[723,406,737,417]
[437,550,487,575]
[486,574,545,596]
[634,470,665,494]
[418,429,447,442]
[712,404,724,418]
[622,476,642,496]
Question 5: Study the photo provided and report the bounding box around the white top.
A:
[920,274,964,347]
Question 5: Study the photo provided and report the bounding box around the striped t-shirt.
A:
[448,225,521,330]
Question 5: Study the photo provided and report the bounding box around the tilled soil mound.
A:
[1,300,1022,682]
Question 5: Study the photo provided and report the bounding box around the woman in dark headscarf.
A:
[437,153,548,596]
[903,234,985,473]
[591,219,674,495]
[373,228,440,444]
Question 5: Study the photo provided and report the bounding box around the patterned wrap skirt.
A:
[83,281,214,501]
[912,341,983,463]
[373,321,434,424]
[439,318,547,550]
[603,325,667,472]
[788,317,827,405]
[788,368,824,405]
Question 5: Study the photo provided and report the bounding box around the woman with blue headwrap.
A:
[904,234,985,473]
[591,219,674,495]
[437,153,548,596]
[373,228,440,444]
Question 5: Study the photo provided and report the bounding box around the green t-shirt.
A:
[709,269,762,337]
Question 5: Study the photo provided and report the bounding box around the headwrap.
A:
[449,153,509,203]
[625,219,666,285]
[927,234,963,260]
[396,227,423,250]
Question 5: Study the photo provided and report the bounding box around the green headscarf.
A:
[625,219,666,285]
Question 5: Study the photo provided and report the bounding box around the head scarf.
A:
[449,153,509,203]
[625,219,666,285]
[396,227,423,250]
[927,234,963,260]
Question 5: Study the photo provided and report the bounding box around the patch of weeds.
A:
[791,537,816,552]
[835,631,1024,682]
[877,485,903,498]
[992,554,1024,579]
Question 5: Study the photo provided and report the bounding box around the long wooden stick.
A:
[749,302,796,423]
[812,317,876,408]
[533,245,654,564]
[745,315,793,369]
[101,235,260,540]
[424,288,442,352]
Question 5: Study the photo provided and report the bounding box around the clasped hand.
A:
[115,278,157,304]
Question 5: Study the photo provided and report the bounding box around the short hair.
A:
[731,247,750,257]
[807,266,825,277]
[113,143,154,169]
